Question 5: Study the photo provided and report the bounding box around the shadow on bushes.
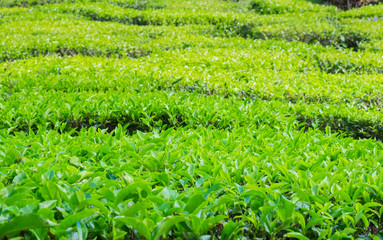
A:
[296,113,383,141]
[216,23,369,50]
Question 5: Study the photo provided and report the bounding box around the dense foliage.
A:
[1,0,383,239]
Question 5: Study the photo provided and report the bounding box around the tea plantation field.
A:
[1,0,383,239]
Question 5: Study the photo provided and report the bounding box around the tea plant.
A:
[1,0,383,239]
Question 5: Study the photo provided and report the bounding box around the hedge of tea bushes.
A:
[249,0,336,14]
[2,121,383,239]
[0,89,291,133]
[1,86,383,141]
[0,18,218,61]
[316,50,383,74]
[1,49,383,109]
[0,1,373,50]
[339,3,383,18]
[0,0,247,12]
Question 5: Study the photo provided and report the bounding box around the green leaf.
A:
[342,227,356,235]
[77,199,110,215]
[115,217,151,239]
[13,172,26,184]
[152,216,189,240]
[221,220,243,240]
[114,182,152,207]
[184,194,206,214]
[39,200,57,209]
[56,209,96,232]
[284,232,311,240]
[360,214,369,229]
[200,215,226,233]
[0,214,57,238]
[294,212,306,231]
[44,170,55,181]
[278,196,295,222]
